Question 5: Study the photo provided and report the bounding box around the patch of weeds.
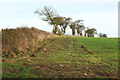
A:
[49,66,56,70]
[58,73,64,78]
[33,70,46,78]
[74,77,79,78]
[38,75,43,78]
[2,72,12,78]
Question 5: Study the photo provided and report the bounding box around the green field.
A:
[2,36,118,78]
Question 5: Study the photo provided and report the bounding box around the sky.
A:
[118,1,120,37]
[0,0,119,37]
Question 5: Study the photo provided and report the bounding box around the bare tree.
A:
[99,33,107,37]
[34,6,59,34]
[75,20,85,36]
[59,17,72,34]
[85,28,97,37]
[69,22,76,35]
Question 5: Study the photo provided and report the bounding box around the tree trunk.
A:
[54,25,58,34]
[80,33,82,36]
[72,29,75,35]
[63,28,66,34]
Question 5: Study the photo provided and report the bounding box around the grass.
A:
[2,36,118,78]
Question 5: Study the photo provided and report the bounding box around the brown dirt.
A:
[32,63,118,78]
[81,45,92,54]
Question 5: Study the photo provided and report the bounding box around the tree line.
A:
[34,6,107,37]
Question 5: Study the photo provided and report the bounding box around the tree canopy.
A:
[34,6,107,37]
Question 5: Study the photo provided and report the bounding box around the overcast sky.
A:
[0,0,119,37]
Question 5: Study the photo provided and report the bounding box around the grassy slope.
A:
[2,37,118,78]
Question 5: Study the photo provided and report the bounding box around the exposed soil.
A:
[31,63,118,78]
[81,45,92,54]
[34,38,56,53]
